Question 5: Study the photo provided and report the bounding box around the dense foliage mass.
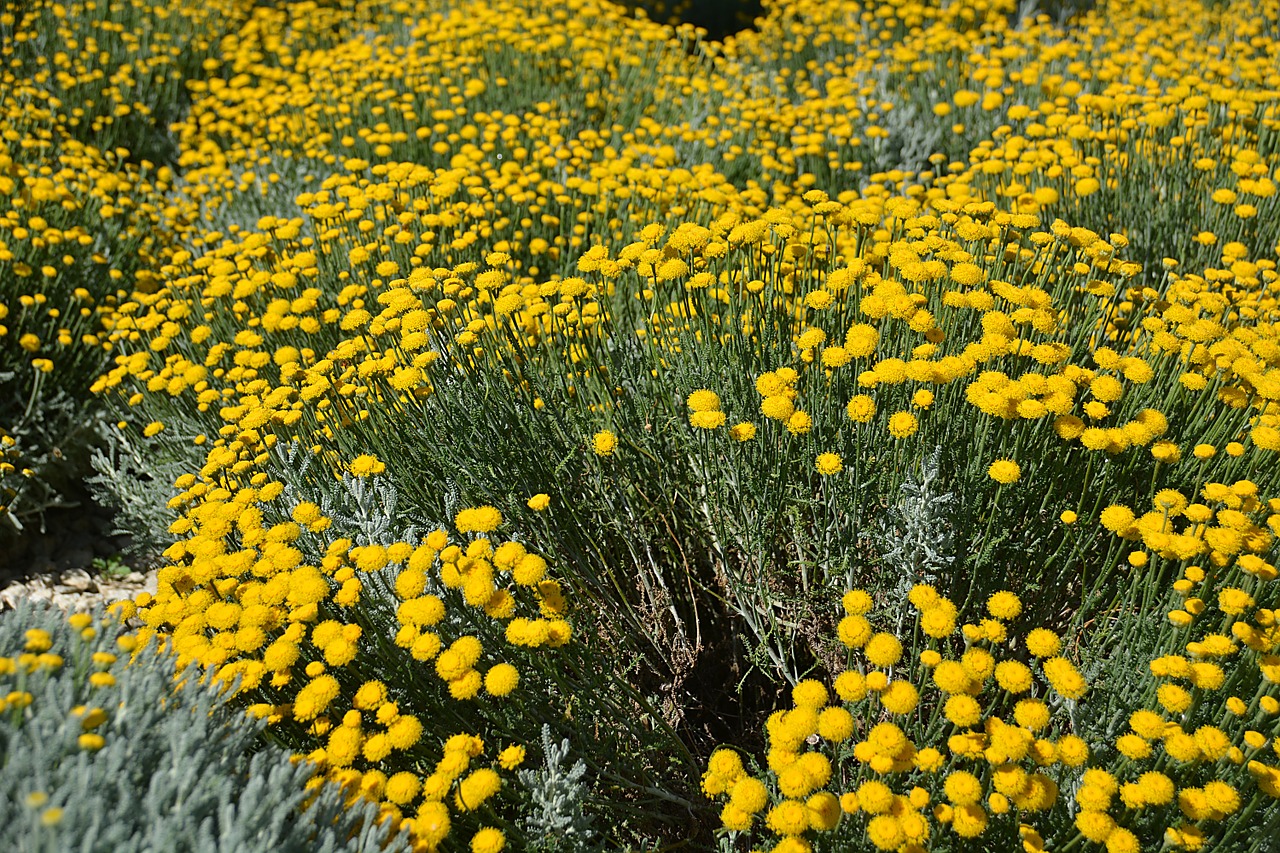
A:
[2,0,1279,849]
[0,601,414,852]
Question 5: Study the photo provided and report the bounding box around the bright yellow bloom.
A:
[987,459,1021,484]
[888,411,918,439]
[815,452,843,475]
[592,430,618,456]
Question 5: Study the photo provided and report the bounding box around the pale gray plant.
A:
[273,440,420,546]
[872,446,956,614]
[0,601,413,853]
[85,422,188,559]
[878,96,946,174]
[518,725,598,853]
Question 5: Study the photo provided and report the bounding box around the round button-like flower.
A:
[888,411,918,439]
[815,452,843,475]
[987,459,1021,484]
[591,430,617,456]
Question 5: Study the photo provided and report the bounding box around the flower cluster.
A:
[705,586,1100,849]
[135,483,569,850]
[6,0,1280,847]
[706,473,1280,850]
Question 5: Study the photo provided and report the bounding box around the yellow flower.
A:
[24,629,53,652]
[867,814,904,849]
[815,452,843,475]
[415,802,450,847]
[386,714,423,749]
[951,803,988,837]
[864,633,903,667]
[1075,810,1115,842]
[843,590,873,614]
[857,780,895,814]
[78,733,105,751]
[765,800,810,835]
[880,680,919,714]
[1056,735,1089,766]
[457,768,502,810]
[994,661,1032,693]
[838,614,873,648]
[1014,699,1051,730]
[686,389,721,412]
[834,670,867,702]
[470,827,505,853]
[729,777,769,813]
[484,663,520,697]
[707,748,744,780]
[690,410,726,430]
[987,459,1020,484]
[385,772,421,804]
[945,771,983,805]
[921,602,958,638]
[761,395,795,421]
[945,695,983,727]
[818,706,855,741]
[1100,504,1135,533]
[719,804,752,831]
[526,493,551,511]
[1075,177,1100,197]
[293,674,340,721]
[1043,657,1088,699]
[986,591,1022,620]
[456,506,503,533]
[498,744,526,770]
[846,394,876,423]
[591,430,618,456]
[1158,683,1193,713]
[888,411,918,439]
[348,453,386,476]
[1025,628,1061,658]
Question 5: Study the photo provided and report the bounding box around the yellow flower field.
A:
[2,0,1280,849]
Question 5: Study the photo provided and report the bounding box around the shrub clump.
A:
[0,600,412,853]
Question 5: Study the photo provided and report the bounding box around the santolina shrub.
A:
[704,508,1280,851]
[3,0,1280,848]
[0,601,412,853]
[0,0,243,535]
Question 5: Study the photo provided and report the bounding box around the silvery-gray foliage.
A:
[0,601,412,853]
[872,446,956,611]
[2,388,112,535]
[273,440,420,546]
[879,95,946,174]
[85,425,186,558]
[518,725,598,852]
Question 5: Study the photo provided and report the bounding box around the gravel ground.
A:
[0,500,157,613]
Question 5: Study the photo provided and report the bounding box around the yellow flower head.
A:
[987,459,1021,484]
[986,591,1022,620]
[888,411,919,439]
[815,452,843,475]
[456,506,503,534]
[591,430,618,456]
[348,454,386,477]
[686,389,722,412]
